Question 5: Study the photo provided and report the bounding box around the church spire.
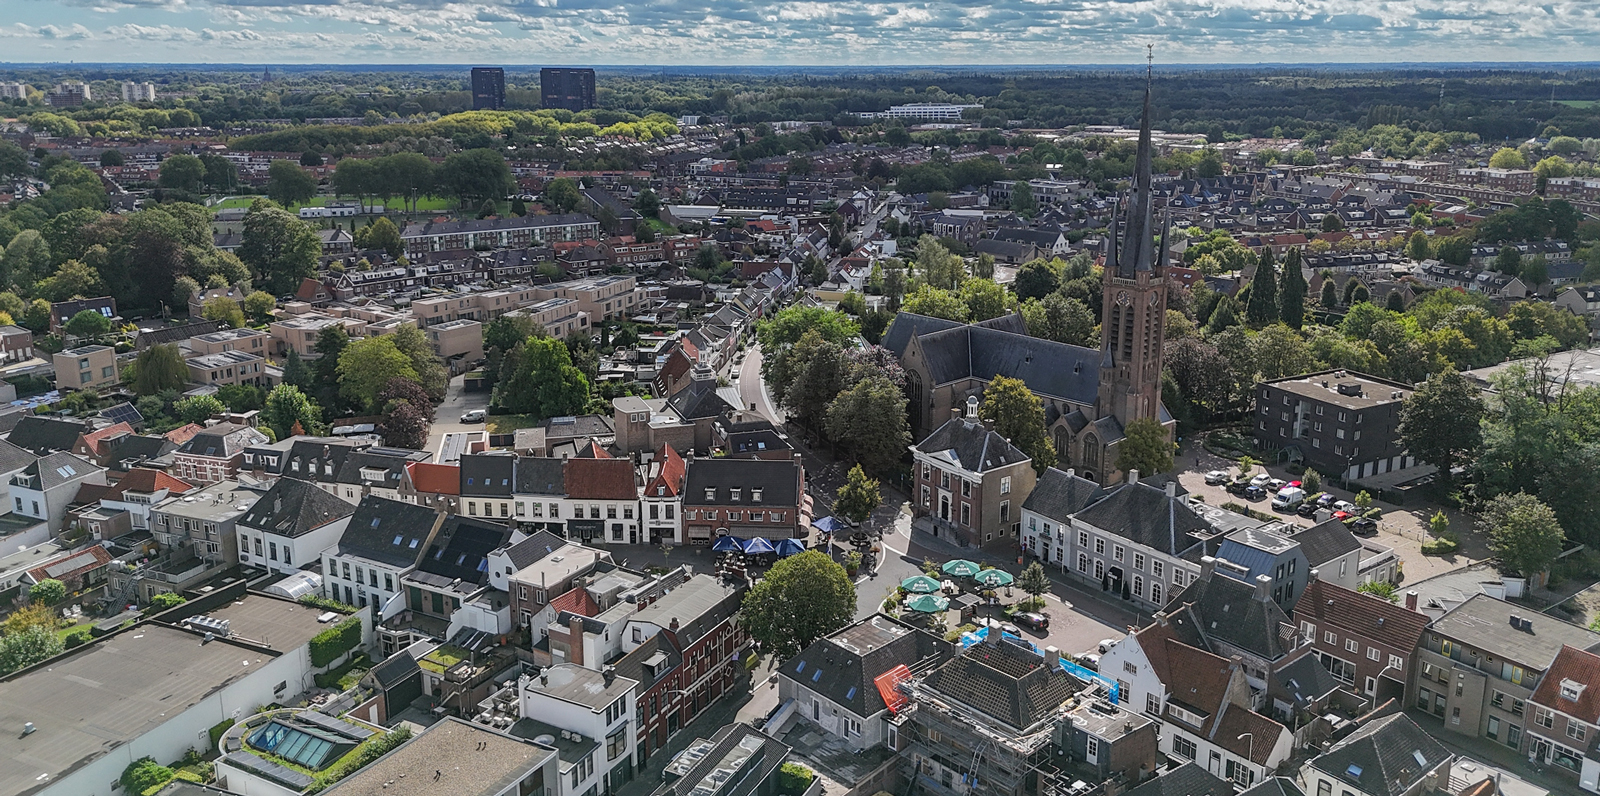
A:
[1116,48,1157,277]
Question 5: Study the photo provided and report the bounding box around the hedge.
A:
[777,762,815,795]
[309,617,362,668]
[304,727,412,794]
[298,594,358,613]
[1422,537,1460,556]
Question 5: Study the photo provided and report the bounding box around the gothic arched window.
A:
[1082,433,1100,470]
[1054,427,1070,460]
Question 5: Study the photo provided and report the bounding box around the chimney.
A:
[1254,574,1272,602]
[1405,590,1419,611]
[965,395,979,420]
[540,671,549,686]
[1199,556,1217,581]
[1066,468,1075,479]
[1128,468,1140,485]
[669,617,680,631]
[567,614,586,666]
[603,665,616,686]
[1164,480,1176,498]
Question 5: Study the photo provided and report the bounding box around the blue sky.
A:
[2,0,1597,65]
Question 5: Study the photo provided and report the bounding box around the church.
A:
[884,83,1175,485]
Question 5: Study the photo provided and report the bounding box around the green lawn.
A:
[418,644,472,674]
[55,621,93,645]
[212,195,457,213]
[1556,100,1598,108]
[486,414,542,434]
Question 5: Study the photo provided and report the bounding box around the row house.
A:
[1527,644,1600,789]
[461,453,518,522]
[1294,578,1430,707]
[188,327,269,356]
[541,567,677,669]
[0,325,34,362]
[512,663,639,796]
[615,575,746,763]
[267,313,361,357]
[147,479,256,575]
[561,457,642,545]
[601,235,702,266]
[507,297,590,339]
[1054,474,1227,609]
[324,494,446,630]
[1545,176,1600,204]
[401,214,601,258]
[68,466,192,539]
[412,285,545,326]
[511,456,565,534]
[1300,713,1453,796]
[910,403,1036,550]
[1417,263,1529,299]
[1457,167,1537,194]
[403,460,460,512]
[641,444,684,545]
[1019,467,1107,570]
[1413,593,1600,756]
[533,275,640,323]
[173,423,270,485]
[236,476,356,575]
[13,452,105,532]
[389,514,514,649]
[500,535,613,633]
[328,266,419,300]
[680,456,806,545]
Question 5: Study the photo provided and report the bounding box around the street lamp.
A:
[1236,733,1253,786]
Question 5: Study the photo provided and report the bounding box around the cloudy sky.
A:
[2,0,1597,65]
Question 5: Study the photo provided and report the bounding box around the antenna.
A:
[1146,45,1154,83]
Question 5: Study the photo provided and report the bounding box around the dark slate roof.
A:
[1290,519,1362,568]
[785,615,952,718]
[496,530,570,571]
[415,515,513,587]
[178,423,267,458]
[135,319,222,349]
[282,438,362,481]
[727,429,791,457]
[630,575,743,647]
[913,417,1029,473]
[881,312,964,359]
[338,494,442,569]
[460,453,515,497]
[1073,480,1210,557]
[612,631,681,692]
[24,452,96,490]
[1273,650,1345,709]
[1307,714,1450,796]
[912,320,1101,403]
[683,458,800,507]
[7,416,90,455]
[1237,778,1305,796]
[1020,467,1105,522]
[1167,569,1295,662]
[923,635,1078,731]
[1123,762,1231,796]
[240,477,356,538]
[0,438,36,474]
[335,447,429,488]
[515,456,566,495]
[102,434,175,472]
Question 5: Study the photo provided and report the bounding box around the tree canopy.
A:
[739,550,855,659]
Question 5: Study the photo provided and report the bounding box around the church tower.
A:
[1095,64,1170,430]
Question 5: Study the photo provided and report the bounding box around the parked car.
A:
[1347,517,1379,536]
[1001,622,1022,637]
[1079,654,1101,671]
[1332,510,1352,522]
[1226,480,1250,495]
[460,409,487,423]
[1015,611,1050,631]
[1333,500,1358,514]
[1296,500,1323,518]
[1205,470,1231,485]
[1249,474,1272,489]
[1097,638,1119,654]
[1271,487,1307,512]
[1267,478,1287,492]
[1244,485,1268,501]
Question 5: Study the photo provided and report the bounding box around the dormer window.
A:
[656,486,665,497]
[730,488,741,502]
[751,488,762,503]
[704,488,716,501]
[1562,679,1586,702]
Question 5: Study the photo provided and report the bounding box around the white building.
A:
[323,494,444,618]
[515,663,639,796]
[873,102,983,120]
[237,477,357,576]
[120,81,157,102]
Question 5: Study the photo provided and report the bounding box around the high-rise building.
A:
[0,83,28,101]
[47,81,91,107]
[540,68,596,112]
[470,67,505,111]
[121,81,157,103]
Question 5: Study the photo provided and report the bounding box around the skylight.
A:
[1412,750,1426,767]
[845,687,856,700]
[811,669,822,682]
[409,539,419,548]
[371,518,381,528]
[392,535,402,545]
[1346,764,1363,779]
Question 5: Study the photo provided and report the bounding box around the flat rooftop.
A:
[1262,370,1412,410]
[1431,593,1600,668]
[200,593,345,653]
[156,480,260,523]
[829,614,911,654]
[524,663,636,710]
[323,717,554,796]
[0,624,278,795]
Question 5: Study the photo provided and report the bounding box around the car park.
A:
[1244,485,1267,501]
[1015,611,1050,631]
[1249,474,1272,489]
[1205,470,1231,485]
[1296,500,1323,518]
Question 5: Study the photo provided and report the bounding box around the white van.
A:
[1271,487,1306,511]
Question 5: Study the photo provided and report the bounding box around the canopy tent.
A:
[711,536,743,553]
[812,516,847,534]
[972,569,1015,587]
[740,537,776,555]
[901,575,942,594]
[941,559,982,578]
[904,593,950,613]
[773,538,807,557]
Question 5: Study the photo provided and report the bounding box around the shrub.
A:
[309,616,363,668]
[121,757,174,795]
[777,762,815,795]
[298,594,358,613]
[208,718,237,749]
[28,578,65,606]
[304,727,412,794]
[1422,537,1460,556]
[1357,581,1398,603]
[147,592,186,612]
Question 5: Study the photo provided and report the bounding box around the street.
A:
[425,374,491,458]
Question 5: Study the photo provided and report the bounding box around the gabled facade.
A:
[910,399,1035,549]
[324,494,445,626]
[236,477,357,575]
[1299,713,1451,796]
[1526,644,1600,789]
[1294,579,1429,707]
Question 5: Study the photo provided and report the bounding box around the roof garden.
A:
[418,644,473,675]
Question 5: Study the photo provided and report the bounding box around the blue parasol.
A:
[741,537,776,555]
[711,536,743,553]
[774,538,807,557]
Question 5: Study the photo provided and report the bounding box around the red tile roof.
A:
[102,467,192,501]
[564,458,637,500]
[165,423,203,445]
[406,461,460,495]
[646,445,685,498]
[78,422,134,457]
[1531,644,1600,723]
[548,586,601,618]
[1299,579,1430,656]
[27,544,113,583]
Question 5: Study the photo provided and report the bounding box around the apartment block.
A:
[533,275,640,322]
[53,345,118,391]
[1254,370,1418,482]
[187,350,269,387]
[188,327,270,356]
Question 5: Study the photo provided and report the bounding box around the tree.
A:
[238,200,321,295]
[3,230,51,289]
[378,402,430,449]
[477,199,498,219]
[914,235,965,290]
[338,337,417,413]
[1011,182,1037,217]
[1489,147,1528,169]
[133,344,188,395]
[267,160,317,208]
[1405,231,1432,262]
[148,592,186,611]
[825,374,910,475]
[64,309,111,340]
[1342,277,1366,306]
[1320,214,1345,233]
[1320,277,1339,308]
[158,154,205,194]
[1494,246,1522,275]
[901,285,969,321]
[1480,492,1565,577]
[174,394,225,425]
[1521,256,1548,289]
[202,296,245,329]
[300,150,324,167]
[261,384,325,439]
[1428,510,1451,539]
[1357,581,1399,603]
[1012,258,1061,302]
[833,465,881,528]
[28,578,65,606]
[1021,293,1096,347]
[634,188,660,218]
[243,291,276,323]
[495,336,590,418]
[171,275,200,309]
[1386,290,1406,312]
[1400,369,1484,485]
[1433,235,1473,266]
[34,259,103,302]
[120,757,175,796]
[1278,247,1307,329]
[739,550,855,659]
[281,349,312,390]
[0,625,64,675]
[958,278,1014,321]
[1018,561,1050,603]
[391,324,449,402]
[1116,417,1174,477]
[756,305,859,350]
[1236,455,1259,478]
[1246,248,1279,326]
[979,376,1056,475]
[543,179,582,214]
[780,331,846,430]
[440,149,512,206]
[354,217,404,258]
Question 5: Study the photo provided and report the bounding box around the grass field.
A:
[486,414,541,434]
[1557,100,1598,108]
[212,195,457,213]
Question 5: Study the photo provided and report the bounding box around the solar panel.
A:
[100,402,144,426]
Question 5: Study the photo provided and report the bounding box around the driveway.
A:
[425,375,491,458]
